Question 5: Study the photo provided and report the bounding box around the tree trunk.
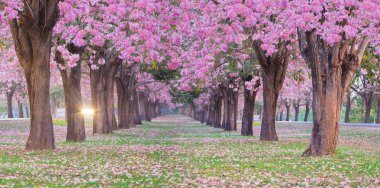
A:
[299,30,369,156]
[50,96,57,118]
[252,42,289,141]
[25,54,55,150]
[377,99,380,124]
[115,63,137,129]
[279,110,284,121]
[56,48,86,142]
[128,87,142,126]
[138,93,147,121]
[221,83,238,131]
[304,100,310,122]
[6,89,15,118]
[25,105,30,118]
[207,100,214,126]
[144,100,152,122]
[90,57,120,134]
[293,102,300,121]
[241,77,259,136]
[363,96,374,123]
[285,103,290,121]
[17,101,24,118]
[214,94,223,128]
[9,0,59,150]
[344,91,351,123]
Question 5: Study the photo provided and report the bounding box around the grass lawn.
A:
[0,115,379,187]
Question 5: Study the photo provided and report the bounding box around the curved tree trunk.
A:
[56,48,86,142]
[252,41,290,141]
[258,60,288,141]
[299,30,369,156]
[18,101,24,118]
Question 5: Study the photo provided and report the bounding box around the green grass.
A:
[53,119,66,126]
[0,115,379,187]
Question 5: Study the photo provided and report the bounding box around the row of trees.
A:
[1,0,380,157]
[170,0,380,157]
[0,0,176,150]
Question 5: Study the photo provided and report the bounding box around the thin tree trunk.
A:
[293,102,300,121]
[207,98,215,126]
[50,97,57,118]
[285,103,290,121]
[25,105,30,118]
[17,101,24,118]
[377,99,380,124]
[214,94,223,128]
[6,89,15,118]
[344,91,351,123]
[304,100,310,122]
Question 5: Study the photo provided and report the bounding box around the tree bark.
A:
[6,87,16,118]
[221,82,238,131]
[17,101,24,118]
[56,47,86,142]
[116,79,128,129]
[90,55,121,134]
[363,96,374,123]
[116,63,137,129]
[293,101,300,121]
[285,103,290,121]
[211,92,223,128]
[25,105,30,118]
[241,77,260,136]
[299,30,369,156]
[377,99,380,124]
[304,100,310,122]
[253,42,289,141]
[9,0,60,150]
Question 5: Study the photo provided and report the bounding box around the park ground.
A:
[0,116,379,187]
